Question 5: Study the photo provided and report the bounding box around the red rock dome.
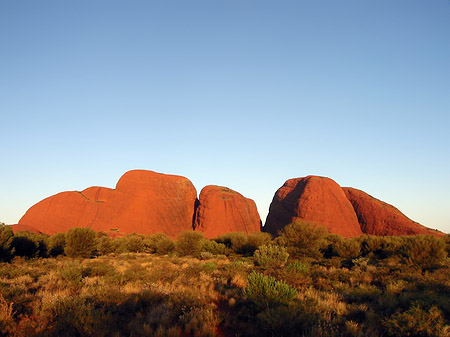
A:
[264,176,363,238]
[194,185,261,238]
[343,187,445,237]
[19,170,197,237]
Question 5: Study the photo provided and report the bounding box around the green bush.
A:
[11,231,47,258]
[244,272,298,309]
[65,227,97,258]
[126,234,145,253]
[96,236,115,255]
[444,235,450,257]
[215,232,249,253]
[247,232,272,249]
[334,238,361,260]
[176,231,204,256]
[155,235,175,255]
[48,232,66,256]
[0,224,14,261]
[254,244,289,268]
[359,235,384,257]
[111,236,129,253]
[401,235,447,271]
[286,261,309,274]
[143,233,167,253]
[201,239,227,255]
[279,220,327,258]
[383,305,448,337]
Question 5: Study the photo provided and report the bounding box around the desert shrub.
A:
[279,220,327,258]
[155,236,175,255]
[247,232,273,249]
[383,236,405,257]
[320,234,342,258]
[0,225,14,262]
[96,236,115,255]
[11,232,47,258]
[444,235,450,257]
[180,306,218,337]
[359,235,387,258]
[0,295,15,336]
[287,260,309,274]
[176,231,204,256]
[254,301,319,337]
[215,232,249,253]
[143,233,170,253]
[334,238,361,260]
[203,261,217,273]
[201,239,227,255]
[199,251,214,260]
[126,234,145,253]
[36,296,106,337]
[65,227,97,258]
[344,285,382,304]
[244,272,298,309]
[58,261,84,287]
[111,236,129,253]
[254,244,289,268]
[383,304,449,337]
[401,235,447,271]
[48,232,66,256]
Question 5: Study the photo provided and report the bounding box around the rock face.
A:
[343,187,444,237]
[10,224,42,235]
[19,170,198,237]
[264,176,363,238]
[194,185,261,238]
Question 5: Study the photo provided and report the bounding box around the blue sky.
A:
[1,0,449,233]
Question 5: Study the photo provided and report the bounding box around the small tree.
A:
[48,232,66,256]
[155,236,175,255]
[176,231,204,256]
[65,227,97,258]
[11,231,47,258]
[97,236,115,255]
[126,234,145,253]
[279,220,327,258]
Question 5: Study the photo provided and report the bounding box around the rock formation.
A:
[194,185,261,238]
[19,170,198,237]
[18,170,444,238]
[264,176,363,238]
[343,187,445,237]
[10,224,42,235]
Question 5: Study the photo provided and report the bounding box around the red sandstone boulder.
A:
[19,170,198,237]
[343,187,445,237]
[194,185,261,238]
[264,176,363,238]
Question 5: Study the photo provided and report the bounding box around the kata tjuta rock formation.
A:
[18,169,262,237]
[194,185,261,238]
[264,176,363,238]
[343,187,445,237]
[19,170,198,237]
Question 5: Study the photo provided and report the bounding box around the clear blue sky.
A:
[1,0,449,233]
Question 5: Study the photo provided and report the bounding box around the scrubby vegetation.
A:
[0,222,449,336]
